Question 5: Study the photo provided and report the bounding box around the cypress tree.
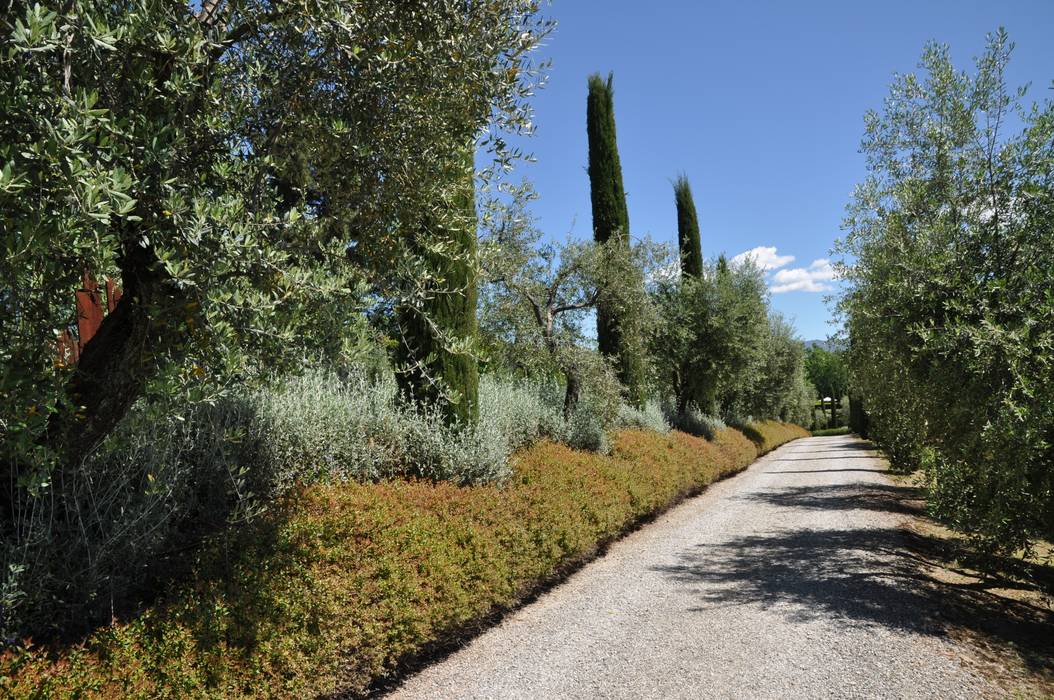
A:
[716,253,729,275]
[396,150,479,425]
[671,175,705,414]
[586,72,646,407]
[673,175,703,278]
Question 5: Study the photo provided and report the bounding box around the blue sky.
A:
[507,0,1054,341]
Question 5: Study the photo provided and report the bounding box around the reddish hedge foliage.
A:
[1,422,806,698]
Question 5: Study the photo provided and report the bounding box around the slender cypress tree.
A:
[671,175,705,413]
[586,72,646,407]
[716,253,729,275]
[396,150,479,425]
[673,175,703,278]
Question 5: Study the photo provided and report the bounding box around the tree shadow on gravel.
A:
[793,440,878,454]
[653,506,1054,685]
[738,482,926,516]
[771,468,887,474]
[774,456,883,461]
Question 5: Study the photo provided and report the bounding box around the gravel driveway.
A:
[384,435,1001,699]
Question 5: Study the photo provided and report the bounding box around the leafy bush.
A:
[662,400,727,440]
[1,397,261,642]
[258,370,518,485]
[837,31,1054,551]
[616,400,670,434]
[563,405,611,453]
[2,368,670,640]
[743,421,814,453]
[0,422,806,698]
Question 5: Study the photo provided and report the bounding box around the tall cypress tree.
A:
[673,175,703,278]
[671,175,705,413]
[396,150,479,425]
[587,72,646,407]
[716,253,729,276]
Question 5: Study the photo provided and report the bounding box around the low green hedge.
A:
[1,421,807,698]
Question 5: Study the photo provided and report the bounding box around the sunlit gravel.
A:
[385,435,998,699]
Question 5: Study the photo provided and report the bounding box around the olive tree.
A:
[804,346,849,428]
[747,315,813,426]
[0,0,550,495]
[480,188,659,416]
[651,258,769,421]
[836,29,1054,552]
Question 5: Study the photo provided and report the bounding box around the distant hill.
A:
[803,338,846,353]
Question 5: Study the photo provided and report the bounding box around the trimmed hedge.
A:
[1,422,806,698]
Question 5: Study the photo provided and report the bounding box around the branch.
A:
[507,280,546,329]
[209,4,293,60]
[553,288,599,316]
[546,255,587,308]
[197,0,225,25]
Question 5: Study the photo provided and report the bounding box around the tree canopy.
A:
[0,0,551,491]
[836,29,1054,552]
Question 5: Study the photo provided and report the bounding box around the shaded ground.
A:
[383,435,1054,699]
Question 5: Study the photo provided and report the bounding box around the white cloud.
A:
[647,260,681,285]
[730,246,795,271]
[770,259,837,294]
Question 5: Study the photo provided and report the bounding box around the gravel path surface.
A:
[384,435,1000,699]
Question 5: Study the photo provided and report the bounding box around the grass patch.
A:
[0,422,806,699]
[811,425,851,437]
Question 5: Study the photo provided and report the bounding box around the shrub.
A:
[563,403,611,453]
[2,368,671,641]
[204,369,521,488]
[0,422,806,698]
[1,397,261,641]
[616,399,670,434]
[740,421,811,453]
[662,400,726,440]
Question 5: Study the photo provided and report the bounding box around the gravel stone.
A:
[384,435,1000,699]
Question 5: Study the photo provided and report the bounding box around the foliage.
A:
[651,258,774,421]
[2,365,673,639]
[586,72,647,407]
[836,30,1054,553]
[395,152,480,425]
[662,401,727,441]
[811,426,851,437]
[0,0,830,662]
[673,175,704,278]
[616,400,670,435]
[745,315,815,426]
[0,423,806,698]
[804,346,849,428]
[480,189,661,415]
[0,0,551,533]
